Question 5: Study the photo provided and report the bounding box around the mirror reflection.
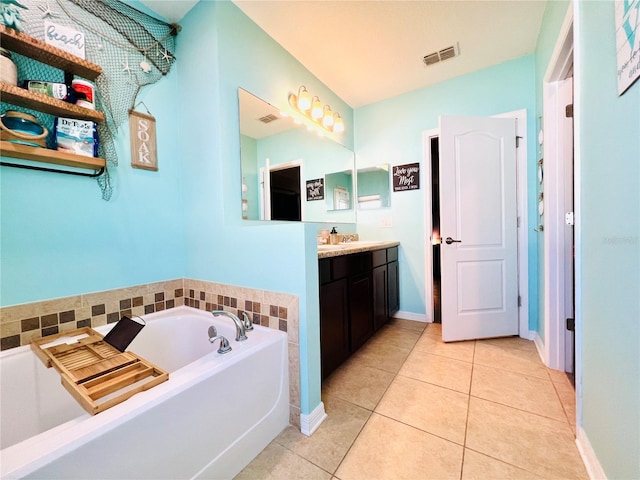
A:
[357,164,391,210]
[238,88,356,223]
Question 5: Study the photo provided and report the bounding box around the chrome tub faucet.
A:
[241,311,254,331]
[210,310,248,341]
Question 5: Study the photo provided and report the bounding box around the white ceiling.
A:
[141,0,547,109]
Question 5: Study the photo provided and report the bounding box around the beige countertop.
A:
[317,240,400,259]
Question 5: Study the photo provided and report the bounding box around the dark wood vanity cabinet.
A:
[319,246,399,379]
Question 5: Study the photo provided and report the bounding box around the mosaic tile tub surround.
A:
[0,278,301,427]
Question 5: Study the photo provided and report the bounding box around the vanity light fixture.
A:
[297,86,311,111]
[310,96,323,119]
[288,85,345,135]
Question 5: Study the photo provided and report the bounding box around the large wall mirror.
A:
[357,164,391,210]
[239,88,355,223]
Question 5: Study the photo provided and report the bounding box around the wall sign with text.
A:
[44,21,85,59]
[616,0,640,95]
[306,178,324,201]
[393,163,420,192]
[129,110,158,171]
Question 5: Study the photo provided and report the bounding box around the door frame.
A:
[539,7,574,371]
[423,109,529,337]
[260,158,306,221]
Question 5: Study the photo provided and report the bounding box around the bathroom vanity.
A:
[318,242,399,379]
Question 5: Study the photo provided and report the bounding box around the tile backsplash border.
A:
[0,278,301,428]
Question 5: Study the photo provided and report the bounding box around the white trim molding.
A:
[300,401,327,436]
[576,427,608,480]
[394,310,428,323]
[541,5,574,371]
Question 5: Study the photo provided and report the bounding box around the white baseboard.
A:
[576,426,608,479]
[393,310,428,323]
[300,401,327,436]
[534,332,546,365]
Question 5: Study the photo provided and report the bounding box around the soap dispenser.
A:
[329,227,339,245]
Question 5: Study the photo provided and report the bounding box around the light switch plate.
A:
[379,217,393,228]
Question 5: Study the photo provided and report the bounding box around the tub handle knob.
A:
[208,326,232,354]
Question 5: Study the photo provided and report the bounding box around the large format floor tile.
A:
[473,341,550,379]
[365,324,422,350]
[470,364,567,421]
[414,332,475,362]
[376,375,469,444]
[235,443,332,480]
[335,413,463,480]
[399,349,473,393]
[461,449,544,479]
[348,338,412,374]
[466,397,588,479]
[236,321,587,480]
[274,395,370,474]
[321,359,394,410]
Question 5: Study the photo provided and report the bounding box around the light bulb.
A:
[333,113,345,133]
[322,105,334,128]
[297,86,311,111]
[311,96,323,119]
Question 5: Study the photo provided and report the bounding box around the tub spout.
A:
[208,325,232,353]
[241,311,254,331]
[210,310,247,341]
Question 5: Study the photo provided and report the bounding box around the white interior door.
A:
[439,116,519,342]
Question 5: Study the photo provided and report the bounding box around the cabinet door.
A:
[349,272,373,352]
[373,265,388,331]
[388,260,400,316]
[320,278,349,379]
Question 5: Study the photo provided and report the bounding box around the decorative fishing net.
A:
[1,0,179,200]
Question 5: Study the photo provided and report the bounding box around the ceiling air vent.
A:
[423,43,460,67]
[258,114,279,124]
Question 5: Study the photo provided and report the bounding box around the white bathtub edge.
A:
[1,309,286,480]
[300,401,328,437]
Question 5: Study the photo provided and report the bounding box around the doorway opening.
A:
[423,110,529,338]
[270,165,301,221]
[431,137,441,324]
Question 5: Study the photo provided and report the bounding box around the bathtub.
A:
[0,306,289,479]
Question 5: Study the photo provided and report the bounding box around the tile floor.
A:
[236,319,586,480]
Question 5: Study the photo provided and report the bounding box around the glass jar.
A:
[0,48,18,86]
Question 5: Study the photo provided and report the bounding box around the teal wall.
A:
[176,0,354,416]
[354,56,539,328]
[0,50,185,306]
[575,1,640,478]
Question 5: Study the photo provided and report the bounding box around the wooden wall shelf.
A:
[0,26,106,174]
[0,141,105,171]
[0,25,102,80]
[1,83,104,122]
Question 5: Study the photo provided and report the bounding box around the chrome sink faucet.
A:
[208,326,231,354]
[210,310,247,341]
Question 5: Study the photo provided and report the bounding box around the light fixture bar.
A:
[288,85,345,135]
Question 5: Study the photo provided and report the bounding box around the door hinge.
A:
[517,216,521,228]
[518,295,522,307]
[565,212,575,226]
[565,104,574,118]
[516,136,522,148]
[566,318,575,331]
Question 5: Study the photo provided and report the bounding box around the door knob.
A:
[444,237,462,245]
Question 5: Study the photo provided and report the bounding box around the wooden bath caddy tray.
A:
[31,327,168,415]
